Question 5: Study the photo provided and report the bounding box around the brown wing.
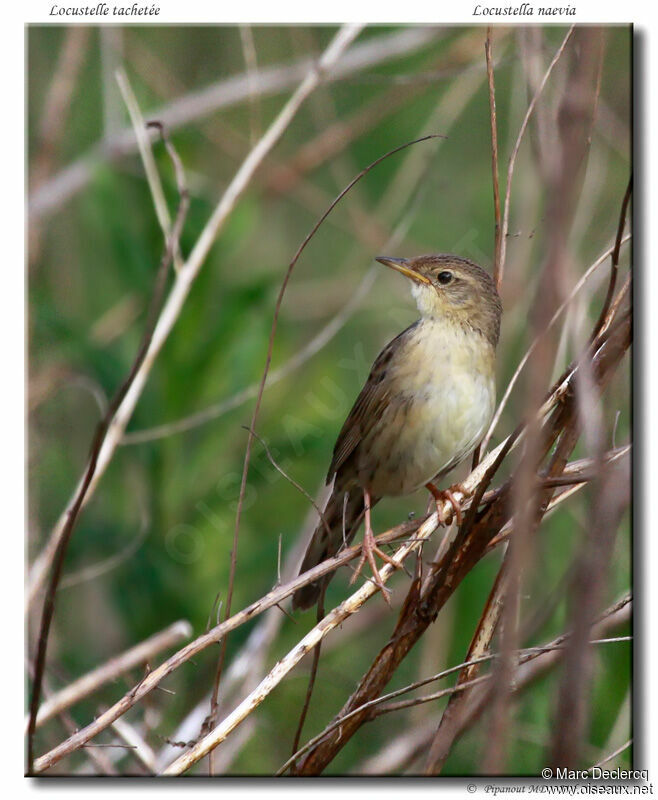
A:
[326,321,418,481]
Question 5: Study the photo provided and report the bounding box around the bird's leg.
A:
[425,482,464,526]
[350,488,397,604]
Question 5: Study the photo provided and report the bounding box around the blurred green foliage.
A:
[28,25,631,775]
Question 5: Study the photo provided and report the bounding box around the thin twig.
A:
[243,426,332,540]
[27,23,361,612]
[29,621,192,732]
[590,177,632,343]
[210,126,443,729]
[588,738,632,771]
[498,26,575,279]
[203,23,366,751]
[485,28,502,289]
[373,636,630,717]
[116,70,184,271]
[480,232,631,452]
[30,28,439,221]
[26,125,189,772]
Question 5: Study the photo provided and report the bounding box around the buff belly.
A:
[355,319,496,497]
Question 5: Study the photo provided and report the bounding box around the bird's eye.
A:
[437,271,453,285]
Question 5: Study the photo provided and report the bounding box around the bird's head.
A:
[375,254,502,347]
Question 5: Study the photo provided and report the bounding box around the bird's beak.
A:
[375,256,431,285]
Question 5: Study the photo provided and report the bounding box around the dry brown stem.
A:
[209,127,441,731]
[291,298,630,775]
[280,596,630,774]
[29,28,438,221]
[485,27,502,289]
[29,620,192,731]
[26,122,190,772]
[423,547,509,773]
[27,25,362,610]
[498,26,575,279]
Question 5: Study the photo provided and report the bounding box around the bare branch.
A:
[115,69,184,271]
[30,620,192,731]
[213,125,443,724]
[202,23,366,740]
[485,27,502,289]
[160,510,442,775]
[30,28,439,221]
[245,427,332,540]
[589,739,632,771]
[26,121,190,771]
[27,23,362,610]
[498,26,575,278]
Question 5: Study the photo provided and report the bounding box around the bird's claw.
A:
[426,483,464,526]
[350,525,398,606]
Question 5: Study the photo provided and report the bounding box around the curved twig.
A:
[211,129,445,728]
[26,125,189,772]
[498,26,575,280]
[26,24,362,612]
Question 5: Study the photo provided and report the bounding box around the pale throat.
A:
[408,282,495,371]
[410,281,440,318]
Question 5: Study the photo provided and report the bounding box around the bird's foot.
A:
[349,523,397,606]
[425,482,464,526]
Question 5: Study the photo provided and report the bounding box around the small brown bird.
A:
[292,254,502,610]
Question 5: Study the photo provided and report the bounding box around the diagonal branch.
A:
[484,27,502,289]
[292,300,631,774]
[32,434,512,774]
[26,124,189,772]
[29,28,440,221]
[27,24,363,610]
[498,26,575,280]
[28,620,191,731]
[31,275,630,774]
[212,126,444,723]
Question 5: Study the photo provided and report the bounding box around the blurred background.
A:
[27,25,631,775]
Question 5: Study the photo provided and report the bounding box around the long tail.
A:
[292,479,377,611]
